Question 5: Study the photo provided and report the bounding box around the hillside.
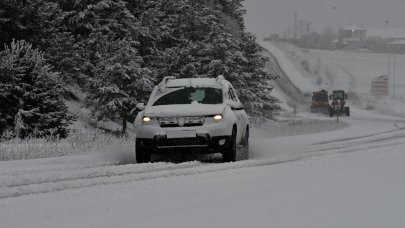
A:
[270,42,405,117]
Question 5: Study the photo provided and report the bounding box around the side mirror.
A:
[136,103,145,111]
[231,103,244,111]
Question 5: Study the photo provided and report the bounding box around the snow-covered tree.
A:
[0,0,78,82]
[86,34,154,133]
[126,0,280,119]
[0,40,71,138]
[1,0,281,130]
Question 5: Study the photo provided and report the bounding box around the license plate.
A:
[167,130,196,139]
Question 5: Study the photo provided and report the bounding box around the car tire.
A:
[136,139,151,163]
[240,126,249,160]
[345,107,350,116]
[223,127,237,162]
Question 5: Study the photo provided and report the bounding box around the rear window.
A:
[153,87,223,106]
[333,91,344,100]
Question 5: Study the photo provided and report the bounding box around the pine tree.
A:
[53,0,155,133]
[1,0,281,129]
[0,40,72,138]
[0,0,79,82]
[86,34,154,133]
[235,33,281,119]
[125,0,280,119]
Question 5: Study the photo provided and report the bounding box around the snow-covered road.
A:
[1,108,404,228]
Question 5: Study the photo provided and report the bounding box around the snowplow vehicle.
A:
[329,90,350,117]
[134,75,249,163]
[310,90,329,113]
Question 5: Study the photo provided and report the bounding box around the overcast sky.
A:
[243,0,405,39]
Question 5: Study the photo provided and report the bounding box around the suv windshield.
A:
[153,87,223,106]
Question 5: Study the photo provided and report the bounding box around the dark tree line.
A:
[0,0,280,137]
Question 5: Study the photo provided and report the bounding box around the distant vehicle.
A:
[310,90,330,113]
[134,76,249,163]
[329,90,350,117]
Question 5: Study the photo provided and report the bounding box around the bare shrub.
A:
[0,130,134,161]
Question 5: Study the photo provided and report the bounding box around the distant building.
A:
[339,25,367,49]
[388,40,405,54]
[341,25,367,40]
[337,25,405,52]
[367,28,405,54]
[366,28,405,41]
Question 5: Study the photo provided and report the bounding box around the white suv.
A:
[134,75,249,163]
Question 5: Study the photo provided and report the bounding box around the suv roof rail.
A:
[216,75,225,83]
[162,76,176,85]
[158,76,176,92]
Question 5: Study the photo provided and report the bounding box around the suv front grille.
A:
[159,116,204,128]
[156,136,209,148]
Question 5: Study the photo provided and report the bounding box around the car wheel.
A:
[345,107,350,116]
[136,139,151,163]
[237,126,249,160]
[223,127,237,162]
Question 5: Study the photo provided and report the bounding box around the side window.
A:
[228,89,236,102]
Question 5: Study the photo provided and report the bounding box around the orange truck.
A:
[310,90,329,113]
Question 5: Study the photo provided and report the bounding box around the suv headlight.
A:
[213,114,223,121]
[142,116,158,125]
[205,114,223,124]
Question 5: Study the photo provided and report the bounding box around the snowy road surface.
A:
[1,109,404,228]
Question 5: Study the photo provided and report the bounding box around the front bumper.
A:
[135,117,234,154]
[135,120,232,139]
[137,135,231,154]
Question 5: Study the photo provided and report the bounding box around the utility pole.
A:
[332,0,337,33]
[299,20,304,39]
[294,12,298,40]
[393,52,396,97]
[388,46,391,87]
[385,19,396,98]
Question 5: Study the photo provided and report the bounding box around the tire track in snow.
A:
[0,162,203,188]
[313,126,405,146]
[350,115,405,124]
[0,161,119,178]
[1,131,404,200]
[305,127,405,156]
[0,159,299,200]
[1,120,404,200]
[303,134,405,156]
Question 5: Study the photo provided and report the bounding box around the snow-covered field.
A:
[1,42,405,228]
